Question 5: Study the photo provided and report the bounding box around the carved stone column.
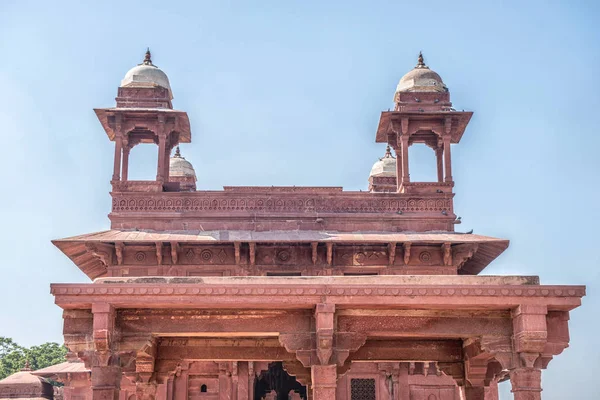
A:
[156,115,167,182]
[510,367,542,400]
[393,146,402,192]
[435,147,444,183]
[508,305,547,400]
[218,363,233,400]
[443,136,452,183]
[91,303,120,400]
[400,136,410,185]
[122,145,130,182]
[310,365,336,400]
[113,136,123,182]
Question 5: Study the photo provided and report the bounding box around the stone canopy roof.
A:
[52,229,509,278]
[0,369,53,400]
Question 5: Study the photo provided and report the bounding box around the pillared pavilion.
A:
[45,50,584,400]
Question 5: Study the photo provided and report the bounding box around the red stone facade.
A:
[48,51,585,400]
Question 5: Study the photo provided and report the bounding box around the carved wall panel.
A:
[178,246,234,265]
[406,246,442,267]
[111,194,453,214]
[335,246,388,267]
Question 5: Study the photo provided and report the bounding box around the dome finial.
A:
[382,144,395,160]
[174,146,181,158]
[142,48,153,66]
[21,359,31,372]
[416,51,426,68]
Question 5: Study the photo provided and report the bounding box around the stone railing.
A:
[111,180,164,193]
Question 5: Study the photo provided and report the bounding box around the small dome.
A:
[169,147,196,180]
[395,52,447,94]
[0,366,53,400]
[370,145,396,177]
[121,49,173,99]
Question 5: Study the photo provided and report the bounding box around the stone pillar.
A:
[113,136,122,182]
[435,147,444,182]
[156,116,167,182]
[394,146,402,192]
[163,142,171,183]
[173,363,188,400]
[248,362,255,400]
[401,136,410,184]
[91,303,120,400]
[443,137,452,182]
[510,368,542,400]
[122,146,130,182]
[310,365,336,400]
[218,363,233,400]
[485,380,499,400]
[464,386,485,400]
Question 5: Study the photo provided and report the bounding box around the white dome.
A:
[169,147,196,180]
[120,50,173,99]
[370,146,396,177]
[395,53,447,94]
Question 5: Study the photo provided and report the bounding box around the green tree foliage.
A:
[0,337,67,380]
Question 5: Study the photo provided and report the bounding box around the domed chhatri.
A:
[369,145,396,178]
[395,52,447,94]
[121,48,173,100]
[368,145,397,192]
[0,364,54,400]
[169,146,196,191]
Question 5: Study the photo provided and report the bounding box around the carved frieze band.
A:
[52,285,585,298]
[111,195,452,213]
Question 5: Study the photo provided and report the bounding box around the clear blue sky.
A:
[0,1,598,398]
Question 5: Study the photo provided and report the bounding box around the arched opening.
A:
[254,362,307,400]
[200,384,207,393]
[126,144,161,181]
[408,143,438,182]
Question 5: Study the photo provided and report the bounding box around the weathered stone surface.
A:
[45,51,585,400]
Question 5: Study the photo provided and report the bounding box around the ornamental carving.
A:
[200,250,213,262]
[111,194,452,214]
[50,284,586,298]
[277,250,292,263]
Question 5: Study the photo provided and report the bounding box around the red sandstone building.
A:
[43,51,584,400]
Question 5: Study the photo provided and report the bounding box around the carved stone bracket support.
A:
[249,243,256,266]
[155,242,163,265]
[91,303,120,400]
[326,243,333,266]
[442,242,452,266]
[403,243,411,265]
[315,304,334,365]
[234,242,241,265]
[388,242,396,266]
[115,243,124,266]
[170,242,179,265]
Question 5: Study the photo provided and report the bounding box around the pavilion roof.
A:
[52,230,509,279]
[30,362,89,377]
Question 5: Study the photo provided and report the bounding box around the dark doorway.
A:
[254,362,307,400]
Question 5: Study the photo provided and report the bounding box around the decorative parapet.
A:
[111,181,163,193]
[110,191,453,214]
